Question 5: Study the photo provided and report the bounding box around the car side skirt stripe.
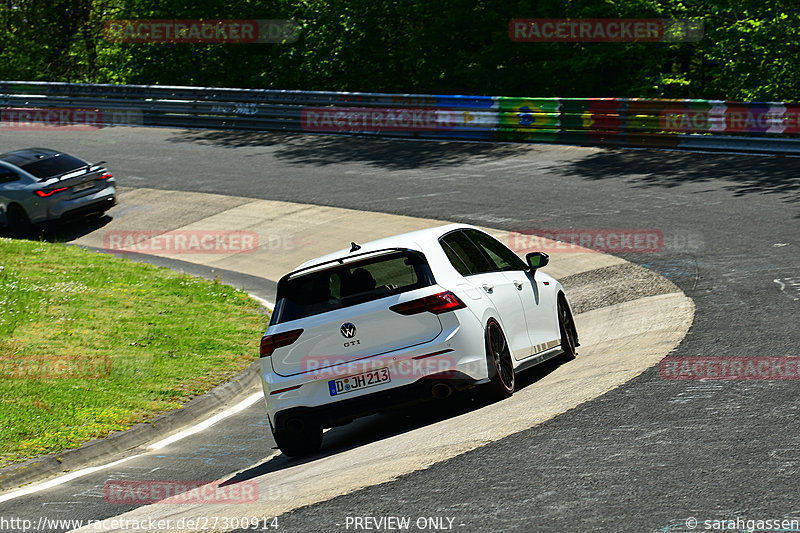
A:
[514,341,563,372]
[532,339,561,354]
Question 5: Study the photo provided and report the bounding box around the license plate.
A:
[329,368,390,396]
[72,181,94,193]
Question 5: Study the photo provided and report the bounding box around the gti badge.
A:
[340,322,357,339]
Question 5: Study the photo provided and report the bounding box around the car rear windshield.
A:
[20,153,87,180]
[270,250,435,325]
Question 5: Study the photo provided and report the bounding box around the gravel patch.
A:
[560,262,681,314]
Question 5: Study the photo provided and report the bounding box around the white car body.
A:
[259,223,577,456]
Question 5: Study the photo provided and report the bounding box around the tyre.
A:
[485,318,515,400]
[558,295,579,360]
[6,204,32,238]
[271,417,322,457]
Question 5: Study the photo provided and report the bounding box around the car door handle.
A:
[513,280,524,290]
[482,284,494,294]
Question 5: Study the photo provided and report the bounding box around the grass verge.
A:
[0,237,267,468]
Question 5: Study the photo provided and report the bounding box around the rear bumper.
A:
[262,308,489,428]
[273,371,477,431]
[29,184,116,224]
[60,195,116,220]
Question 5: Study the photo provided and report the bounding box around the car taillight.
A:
[34,187,69,198]
[97,173,112,180]
[389,291,466,315]
[260,328,303,358]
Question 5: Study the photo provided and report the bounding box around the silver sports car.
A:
[0,147,116,235]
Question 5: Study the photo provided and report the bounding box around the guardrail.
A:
[2,81,799,154]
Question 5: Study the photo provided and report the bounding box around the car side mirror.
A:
[526,252,549,271]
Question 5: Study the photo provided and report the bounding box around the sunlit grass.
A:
[0,237,267,467]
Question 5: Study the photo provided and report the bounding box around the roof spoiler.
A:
[57,161,107,181]
[280,247,421,283]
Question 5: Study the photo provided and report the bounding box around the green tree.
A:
[1,0,798,101]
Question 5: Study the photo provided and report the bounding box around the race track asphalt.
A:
[1,128,797,532]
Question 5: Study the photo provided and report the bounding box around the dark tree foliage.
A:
[0,0,797,100]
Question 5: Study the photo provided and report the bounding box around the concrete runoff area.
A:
[53,189,693,532]
[74,187,627,283]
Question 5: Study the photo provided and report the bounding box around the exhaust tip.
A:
[431,382,453,400]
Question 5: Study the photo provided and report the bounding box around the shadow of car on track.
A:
[219,355,572,487]
[0,213,113,243]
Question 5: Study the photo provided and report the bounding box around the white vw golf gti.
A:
[260,224,579,456]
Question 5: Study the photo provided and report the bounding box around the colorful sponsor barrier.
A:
[1,81,798,153]
[493,96,800,150]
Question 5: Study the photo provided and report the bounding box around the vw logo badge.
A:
[340,322,357,338]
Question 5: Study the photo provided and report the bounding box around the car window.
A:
[465,229,527,271]
[271,250,435,324]
[441,240,472,276]
[440,230,494,275]
[19,153,87,179]
[0,170,20,184]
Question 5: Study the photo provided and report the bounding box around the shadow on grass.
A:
[219,355,571,486]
